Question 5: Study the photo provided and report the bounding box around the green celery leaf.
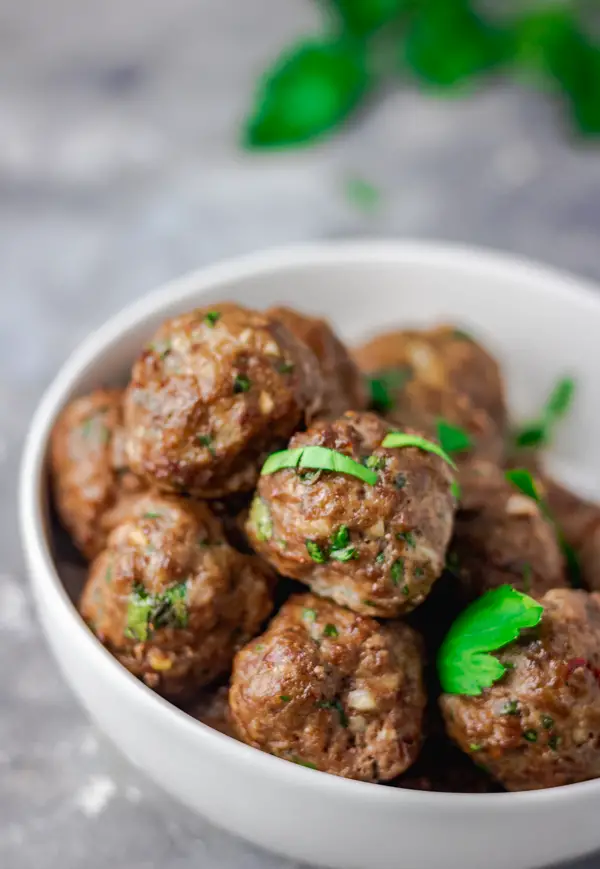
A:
[382,431,457,470]
[244,38,370,149]
[404,0,511,89]
[261,445,378,485]
[438,586,543,696]
[329,0,409,36]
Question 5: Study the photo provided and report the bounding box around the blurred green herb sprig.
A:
[243,0,600,149]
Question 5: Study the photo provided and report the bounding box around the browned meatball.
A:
[246,411,456,617]
[229,593,426,781]
[79,493,274,700]
[268,306,367,417]
[50,389,145,559]
[541,477,600,591]
[123,303,324,498]
[355,325,507,431]
[450,461,566,600]
[441,589,600,791]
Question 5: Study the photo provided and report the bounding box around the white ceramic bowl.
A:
[20,242,600,869]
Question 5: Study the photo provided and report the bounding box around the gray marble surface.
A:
[3,1,600,867]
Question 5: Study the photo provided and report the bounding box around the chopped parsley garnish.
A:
[415,566,424,578]
[382,432,458,471]
[375,552,386,564]
[331,525,349,549]
[204,311,222,327]
[317,699,347,727]
[150,339,172,359]
[125,580,188,642]
[278,361,295,374]
[548,734,560,750]
[254,644,265,651]
[368,366,412,412]
[280,695,292,703]
[514,376,576,449]
[302,607,317,622]
[363,599,377,607]
[330,545,358,562]
[290,756,317,770]
[143,511,161,520]
[453,329,473,341]
[233,374,251,393]
[541,715,554,730]
[402,584,410,596]
[323,623,339,638]
[197,434,215,456]
[395,474,407,489]
[261,445,378,485]
[436,419,473,455]
[523,729,538,743]
[505,468,540,502]
[365,454,386,470]
[469,743,482,752]
[390,558,405,586]
[438,586,543,696]
[306,540,328,563]
[396,531,416,548]
[451,480,461,500]
[249,496,273,542]
[502,700,519,716]
[104,564,112,584]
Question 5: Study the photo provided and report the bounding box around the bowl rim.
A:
[19,238,600,812]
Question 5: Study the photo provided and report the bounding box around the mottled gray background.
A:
[3,1,600,867]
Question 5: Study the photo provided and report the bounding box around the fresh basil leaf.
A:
[261,445,378,485]
[436,418,473,455]
[382,431,457,470]
[404,0,510,89]
[438,586,543,696]
[244,39,370,149]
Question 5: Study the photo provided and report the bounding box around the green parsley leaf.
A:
[244,39,370,149]
[233,374,251,393]
[261,445,378,485]
[438,586,544,696]
[329,545,358,562]
[331,525,350,550]
[329,0,409,36]
[502,700,519,716]
[390,558,404,586]
[280,695,292,703]
[317,698,348,727]
[125,580,189,642]
[249,496,273,542]
[290,756,318,770]
[395,473,407,489]
[404,1,510,89]
[344,175,381,211]
[278,361,295,374]
[143,511,161,520]
[396,530,416,548]
[367,366,412,412]
[197,434,215,456]
[365,454,386,470]
[303,607,317,622]
[306,540,328,563]
[548,734,560,750]
[375,551,386,564]
[323,623,339,638]
[382,431,458,470]
[504,468,540,502]
[541,714,554,730]
[523,729,538,743]
[204,311,221,327]
[514,376,576,449]
[436,418,473,455]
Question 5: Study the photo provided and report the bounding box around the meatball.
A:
[79,493,274,700]
[268,306,366,417]
[440,589,600,791]
[355,324,507,431]
[246,411,456,617]
[393,733,501,793]
[229,593,426,781]
[450,461,566,600]
[50,389,145,559]
[123,303,324,497]
[542,477,600,591]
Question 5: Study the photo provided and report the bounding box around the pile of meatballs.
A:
[50,302,600,793]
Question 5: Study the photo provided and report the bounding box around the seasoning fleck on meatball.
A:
[441,589,600,791]
[246,411,456,618]
[355,325,507,431]
[79,493,274,700]
[123,303,325,498]
[541,477,600,592]
[50,389,145,559]
[268,306,367,417]
[450,461,566,600]
[229,593,426,781]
